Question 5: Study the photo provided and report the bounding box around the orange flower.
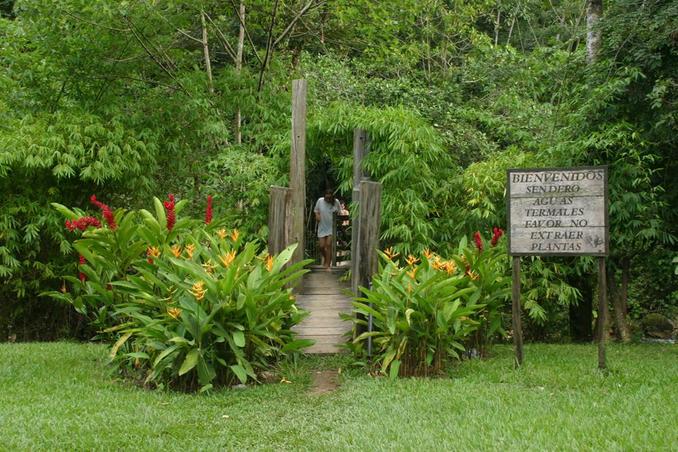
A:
[146,246,161,258]
[167,307,182,319]
[467,270,480,281]
[219,250,236,267]
[265,255,274,272]
[423,249,434,259]
[406,267,418,279]
[216,228,227,240]
[190,281,207,300]
[383,247,399,260]
[185,243,196,258]
[170,245,182,258]
[406,255,420,266]
[443,260,457,275]
[230,229,240,242]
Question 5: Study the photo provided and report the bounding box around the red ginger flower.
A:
[164,194,176,231]
[491,227,504,247]
[78,255,87,282]
[205,195,213,225]
[90,195,117,230]
[473,231,483,252]
[65,216,101,232]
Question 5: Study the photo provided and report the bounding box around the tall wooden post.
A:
[597,257,607,369]
[351,129,369,296]
[358,181,382,289]
[511,256,524,367]
[268,186,290,256]
[289,79,306,273]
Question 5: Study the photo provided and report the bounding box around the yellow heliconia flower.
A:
[406,267,418,280]
[147,246,161,258]
[185,243,196,258]
[467,270,480,281]
[406,255,420,266]
[219,250,236,267]
[383,247,399,260]
[167,307,182,319]
[265,255,274,272]
[443,260,457,275]
[423,249,434,259]
[230,229,240,242]
[190,281,207,300]
[216,228,227,240]
[170,245,182,258]
[202,259,216,274]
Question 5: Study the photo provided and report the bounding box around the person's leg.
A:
[318,236,327,266]
[323,235,333,269]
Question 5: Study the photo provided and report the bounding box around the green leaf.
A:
[109,331,133,360]
[389,359,401,379]
[178,349,200,376]
[230,364,248,384]
[232,331,246,348]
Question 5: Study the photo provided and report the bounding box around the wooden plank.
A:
[303,311,348,320]
[351,129,369,296]
[358,180,382,290]
[288,79,306,282]
[512,256,524,367]
[294,325,350,334]
[296,295,353,304]
[303,342,347,354]
[268,186,290,256]
[597,257,607,369]
[508,168,606,197]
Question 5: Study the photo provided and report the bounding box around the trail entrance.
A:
[267,79,382,354]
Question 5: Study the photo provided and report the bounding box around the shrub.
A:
[350,232,511,378]
[47,196,312,391]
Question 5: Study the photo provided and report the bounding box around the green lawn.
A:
[0,342,676,451]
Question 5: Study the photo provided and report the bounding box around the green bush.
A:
[350,233,511,378]
[47,196,312,391]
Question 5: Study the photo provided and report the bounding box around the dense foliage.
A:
[350,234,511,378]
[1,0,675,342]
[47,198,311,391]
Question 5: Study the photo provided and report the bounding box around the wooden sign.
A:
[508,166,608,256]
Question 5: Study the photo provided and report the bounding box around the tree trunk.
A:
[616,258,632,341]
[569,274,593,342]
[608,264,631,342]
[586,0,603,63]
[235,1,245,144]
[201,12,214,93]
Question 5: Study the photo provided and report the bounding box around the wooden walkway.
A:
[293,267,353,354]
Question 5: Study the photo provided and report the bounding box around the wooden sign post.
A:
[507,166,609,368]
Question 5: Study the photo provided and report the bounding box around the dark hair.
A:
[324,188,334,195]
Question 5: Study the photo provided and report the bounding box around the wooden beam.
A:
[597,256,607,369]
[357,180,382,290]
[289,79,307,275]
[351,129,369,296]
[511,256,524,367]
[268,185,290,256]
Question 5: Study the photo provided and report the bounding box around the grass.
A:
[0,342,676,451]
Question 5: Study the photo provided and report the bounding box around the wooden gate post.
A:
[511,256,524,367]
[289,79,307,271]
[268,186,290,256]
[357,180,382,290]
[351,129,369,296]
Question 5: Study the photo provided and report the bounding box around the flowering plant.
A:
[350,248,484,378]
[48,195,312,391]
